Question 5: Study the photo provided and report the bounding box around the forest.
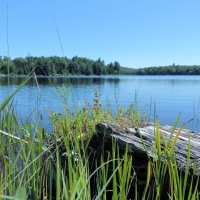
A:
[136,64,200,75]
[0,55,200,75]
[0,55,121,76]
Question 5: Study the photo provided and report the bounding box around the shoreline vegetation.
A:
[0,77,200,199]
[1,55,200,76]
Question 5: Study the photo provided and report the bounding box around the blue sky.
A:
[1,0,200,68]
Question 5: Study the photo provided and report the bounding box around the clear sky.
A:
[1,0,200,68]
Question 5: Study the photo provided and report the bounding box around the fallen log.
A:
[88,120,200,198]
[94,120,200,172]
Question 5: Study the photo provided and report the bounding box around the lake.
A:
[1,75,200,132]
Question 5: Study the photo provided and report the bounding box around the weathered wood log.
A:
[94,120,200,173]
[88,120,200,198]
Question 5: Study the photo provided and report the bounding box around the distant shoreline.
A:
[1,74,200,77]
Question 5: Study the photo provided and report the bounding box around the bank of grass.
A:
[0,78,199,199]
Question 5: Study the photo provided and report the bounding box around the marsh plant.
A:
[0,77,199,199]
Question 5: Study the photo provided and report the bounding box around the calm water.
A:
[1,75,200,132]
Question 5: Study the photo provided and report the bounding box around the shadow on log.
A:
[88,120,200,199]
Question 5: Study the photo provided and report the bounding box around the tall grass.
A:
[0,78,199,199]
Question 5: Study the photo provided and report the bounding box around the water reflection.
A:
[1,76,200,132]
[0,76,121,87]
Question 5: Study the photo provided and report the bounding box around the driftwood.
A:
[94,120,200,172]
[88,120,200,197]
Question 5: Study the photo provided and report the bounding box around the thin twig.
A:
[0,129,28,144]
[50,2,65,57]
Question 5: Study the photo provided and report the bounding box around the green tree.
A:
[92,59,103,75]
[107,63,114,74]
[114,61,120,74]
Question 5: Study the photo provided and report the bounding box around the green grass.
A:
[0,77,199,199]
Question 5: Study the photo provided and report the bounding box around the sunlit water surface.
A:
[1,75,200,132]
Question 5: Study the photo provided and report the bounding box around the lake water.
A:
[1,75,200,132]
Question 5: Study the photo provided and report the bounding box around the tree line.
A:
[0,55,121,76]
[135,65,200,75]
[0,55,200,75]
[119,64,200,75]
